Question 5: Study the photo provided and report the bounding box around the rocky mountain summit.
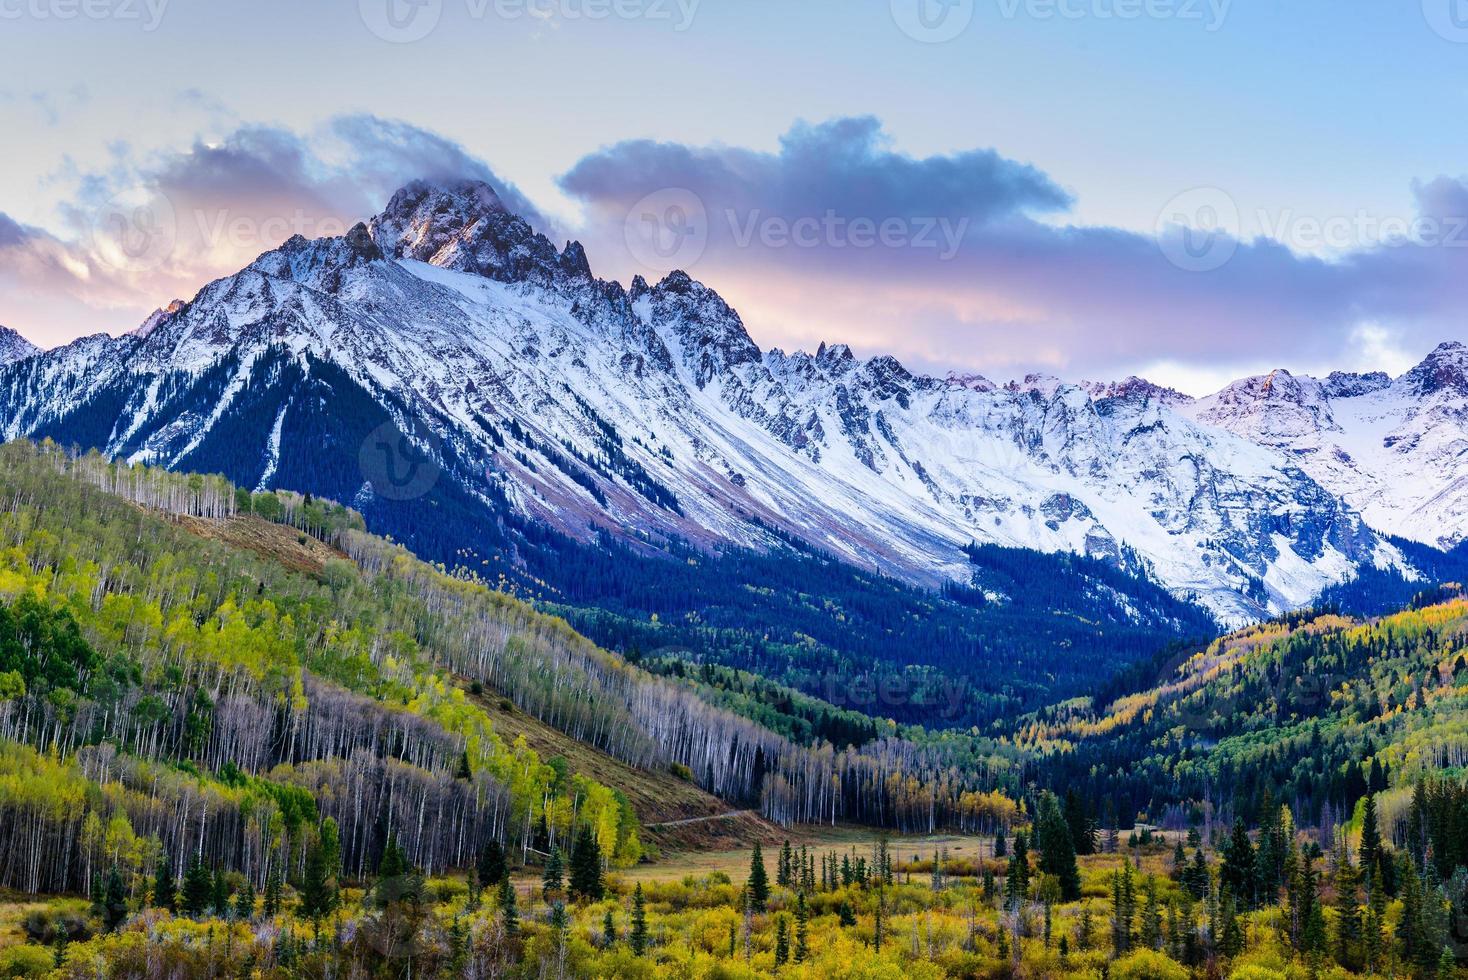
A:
[3,180,1459,623]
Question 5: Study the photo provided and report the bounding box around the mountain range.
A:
[2,179,1464,627]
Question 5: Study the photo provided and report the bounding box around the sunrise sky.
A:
[3,0,1467,392]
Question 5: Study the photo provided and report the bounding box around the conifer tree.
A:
[478,839,508,888]
[210,867,231,918]
[1005,831,1031,904]
[234,882,255,921]
[1035,792,1082,901]
[602,906,616,947]
[1332,834,1362,970]
[774,915,790,966]
[499,875,519,937]
[542,844,564,899]
[1141,874,1163,950]
[1221,818,1256,911]
[298,836,338,927]
[569,823,604,901]
[101,866,128,932]
[630,883,647,955]
[152,856,176,913]
[748,842,770,913]
[181,856,212,917]
[1111,860,1136,956]
[794,891,809,961]
[263,867,282,917]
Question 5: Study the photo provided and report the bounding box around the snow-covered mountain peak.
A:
[134,300,189,339]
[1320,370,1391,399]
[635,270,761,387]
[1084,376,1192,406]
[368,178,582,287]
[1399,340,1468,396]
[0,326,40,365]
[4,175,1456,626]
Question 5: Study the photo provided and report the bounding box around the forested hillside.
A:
[3,439,1468,978]
[1022,597,1468,837]
[0,440,1033,901]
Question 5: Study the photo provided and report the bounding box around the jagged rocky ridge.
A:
[0,326,38,366]
[0,179,1447,624]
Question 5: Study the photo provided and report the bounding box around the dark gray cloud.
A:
[558,117,1468,385]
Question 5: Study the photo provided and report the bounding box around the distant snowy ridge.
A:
[0,179,1452,626]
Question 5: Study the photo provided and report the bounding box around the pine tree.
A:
[1363,867,1388,974]
[152,856,176,913]
[263,867,282,917]
[1219,884,1245,958]
[101,866,128,932]
[542,844,564,899]
[1035,792,1082,901]
[630,883,647,955]
[498,875,519,937]
[1077,905,1094,950]
[1221,818,1256,910]
[298,836,338,926]
[794,891,809,962]
[1140,874,1163,950]
[603,906,616,947]
[210,867,231,918]
[181,856,212,917]
[1360,793,1384,889]
[478,839,508,887]
[1111,860,1136,956]
[454,749,472,780]
[874,888,886,953]
[569,823,604,901]
[774,915,790,966]
[234,881,255,921]
[778,840,793,888]
[1005,831,1031,904]
[1332,833,1362,970]
[748,842,770,913]
[838,900,857,927]
[1063,789,1096,855]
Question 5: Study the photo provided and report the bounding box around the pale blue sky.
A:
[2,0,1466,390]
